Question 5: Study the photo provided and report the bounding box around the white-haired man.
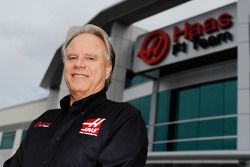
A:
[4,24,148,167]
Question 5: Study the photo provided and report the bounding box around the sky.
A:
[0,0,236,109]
[0,0,123,109]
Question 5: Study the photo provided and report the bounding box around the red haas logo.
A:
[138,30,170,65]
[79,118,106,136]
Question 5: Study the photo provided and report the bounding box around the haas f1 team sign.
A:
[133,3,236,73]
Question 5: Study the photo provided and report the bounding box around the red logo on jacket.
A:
[34,121,52,128]
[79,118,106,136]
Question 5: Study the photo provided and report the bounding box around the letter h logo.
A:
[79,118,106,136]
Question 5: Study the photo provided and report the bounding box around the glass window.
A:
[198,139,223,150]
[175,87,200,120]
[224,139,236,150]
[128,95,151,125]
[22,129,28,141]
[197,139,237,150]
[153,90,171,151]
[156,90,171,123]
[125,74,150,88]
[224,118,237,136]
[153,143,168,151]
[0,131,15,149]
[200,83,224,117]
[199,119,224,137]
[153,79,237,151]
[173,141,197,151]
[173,122,199,139]
[224,80,237,115]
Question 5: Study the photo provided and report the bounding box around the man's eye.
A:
[87,57,95,61]
[68,56,77,60]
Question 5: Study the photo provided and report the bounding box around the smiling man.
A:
[3,24,148,167]
[64,32,112,105]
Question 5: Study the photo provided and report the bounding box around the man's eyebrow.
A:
[67,53,78,57]
[86,53,97,57]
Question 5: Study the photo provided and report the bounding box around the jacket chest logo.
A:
[79,118,106,136]
[34,121,52,128]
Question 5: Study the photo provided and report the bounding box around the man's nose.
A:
[74,57,86,69]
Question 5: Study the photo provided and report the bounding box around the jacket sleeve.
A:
[3,109,58,167]
[97,110,148,167]
[3,117,37,167]
[3,139,25,167]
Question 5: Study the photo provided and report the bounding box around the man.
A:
[4,24,148,167]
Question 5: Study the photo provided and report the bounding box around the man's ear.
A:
[105,62,112,79]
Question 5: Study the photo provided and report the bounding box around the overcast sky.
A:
[0,0,123,109]
[0,0,236,109]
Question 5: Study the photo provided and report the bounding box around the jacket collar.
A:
[60,89,107,114]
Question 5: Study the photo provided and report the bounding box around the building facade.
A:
[0,98,48,166]
[1,0,250,166]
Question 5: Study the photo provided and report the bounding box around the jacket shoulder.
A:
[30,109,61,125]
[38,109,61,119]
[101,100,143,126]
[105,100,140,116]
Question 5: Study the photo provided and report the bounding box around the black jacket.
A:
[4,90,148,167]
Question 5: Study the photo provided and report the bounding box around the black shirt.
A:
[4,90,148,167]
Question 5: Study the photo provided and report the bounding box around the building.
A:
[0,98,48,166]
[1,0,250,166]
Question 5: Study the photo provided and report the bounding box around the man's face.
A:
[64,33,112,99]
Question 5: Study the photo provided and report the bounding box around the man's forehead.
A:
[66,34,108,56]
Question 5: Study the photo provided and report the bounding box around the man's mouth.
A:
[72,74,89,78]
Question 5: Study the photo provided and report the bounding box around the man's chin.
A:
[70,88,89,95]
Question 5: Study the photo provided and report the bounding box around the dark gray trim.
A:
[40,47,63,89]
[88,0,190,35]
[147,70,160,151]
